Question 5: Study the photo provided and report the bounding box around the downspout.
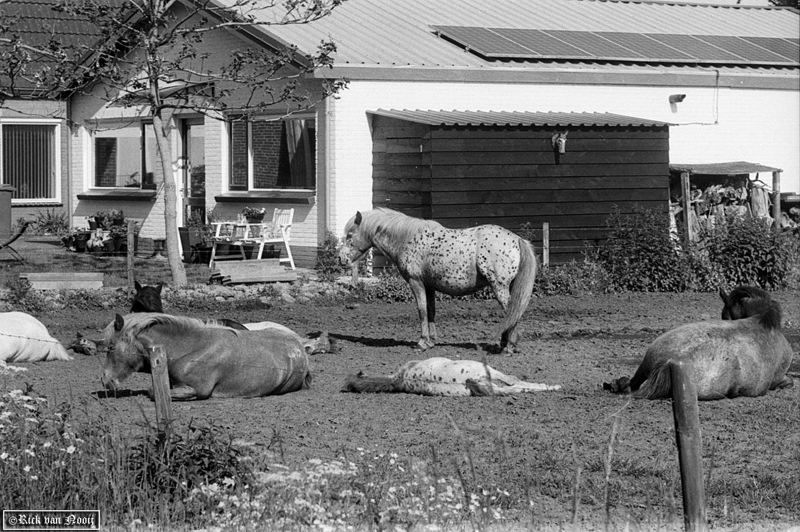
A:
[322,95,335,235]
[65,96,73,228]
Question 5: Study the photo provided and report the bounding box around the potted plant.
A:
[106,209,125,227]
[180,214,215,263]
[92,210,107,228]
[242,206,266,223]
[109,221,139,253]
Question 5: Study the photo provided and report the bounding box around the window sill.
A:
[215,191,315,205]
[77,189,157,201]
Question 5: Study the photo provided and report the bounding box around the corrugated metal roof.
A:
[370,109,672,127]
[670,161,783,174]
[239,0,799,69]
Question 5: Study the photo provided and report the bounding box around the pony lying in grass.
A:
[342,357,561,397]
[340,208,537,354]
[102,313,311,400]
[129,281,330,355]
[606,286,794,400]
[0,312,72,362]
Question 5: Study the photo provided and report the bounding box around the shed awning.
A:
[670,161,782,175]
[369,109,672,127]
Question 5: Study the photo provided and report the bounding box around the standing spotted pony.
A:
[341,208,537,354]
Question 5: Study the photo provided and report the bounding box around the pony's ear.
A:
[114,314,125,332]
[134,280,142,291]
[355,211,362,226]
[156,283,164,294]
[718,287,728,301]
[76,332,84,339]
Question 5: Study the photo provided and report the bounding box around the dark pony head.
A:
[131,281,164,313]
[719,285,782,330]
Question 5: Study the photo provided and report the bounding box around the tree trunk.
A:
[151,113,188,287]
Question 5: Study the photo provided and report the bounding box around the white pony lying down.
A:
[0,312,72,362]
[343,357,561,397]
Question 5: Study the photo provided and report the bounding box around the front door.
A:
[180,118,205,224]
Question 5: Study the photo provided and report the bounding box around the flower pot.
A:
[88,220,98,230]
[102,239,116,255]
[113,237,125,253]
[94,216,105,227]
[246,216,264,224]
[74,234,89,252]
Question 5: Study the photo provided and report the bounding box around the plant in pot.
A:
[109,221,139,253]
[242,206,266,223]
[181,214,215,263]
[105,209,125,227]
[92,210,108,229]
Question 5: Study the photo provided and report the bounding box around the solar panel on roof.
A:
[600,33,696,61]
[492,28,593,58]
[431,25,800,66]
[739,37,799,63]
[695,35,789,63]
[434,26,536,57]
[544,30,648,60]
[646,34,743,62]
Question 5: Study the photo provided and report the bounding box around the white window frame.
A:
[0,118,62,205]
[86,120,157,190]
[227,113,317,193]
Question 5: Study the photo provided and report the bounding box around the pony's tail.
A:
[632,364,672,400]
[341,375,399,393]
[500,238,538,336]
[47,342,73,361]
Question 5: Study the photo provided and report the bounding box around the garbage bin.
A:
[0,184,15,241]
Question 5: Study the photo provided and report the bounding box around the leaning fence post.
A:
[149,345,173,439]
[670,360,708,532]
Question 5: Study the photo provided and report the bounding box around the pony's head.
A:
[720,285,782,330]
[340,211,370,265]
[102,313,149,391]
[131,281,164,313]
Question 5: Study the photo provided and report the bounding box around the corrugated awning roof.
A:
[670,161,782,174]
[369,109,672,127]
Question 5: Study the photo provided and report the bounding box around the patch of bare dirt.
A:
[4,290,799,530]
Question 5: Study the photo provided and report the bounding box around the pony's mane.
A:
[104,313,228,344]
[346,208,442,244]
[724,286,782,330]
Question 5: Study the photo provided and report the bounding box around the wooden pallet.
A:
[209,259,297,285]
[20,272,104,290]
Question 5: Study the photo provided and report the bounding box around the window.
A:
[1,121,60,202]
[93,122,159,189]
[229,116,315,191]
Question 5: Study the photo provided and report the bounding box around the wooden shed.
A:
[369,110,671,263]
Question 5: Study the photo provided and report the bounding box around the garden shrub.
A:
[32,208,69,236]
[703,214,799,289]
[315,231,346,283]
[597,206,691,292]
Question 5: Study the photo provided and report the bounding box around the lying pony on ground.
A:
[342,357,561,397]
[0,312,71,362]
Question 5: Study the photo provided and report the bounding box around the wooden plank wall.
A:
[371,115,432,217]
[428,126,669,263]
[371,118,670,264]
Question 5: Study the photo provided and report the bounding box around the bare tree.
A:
[0,0,346,286]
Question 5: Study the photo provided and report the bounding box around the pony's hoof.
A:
[414,340,434,351]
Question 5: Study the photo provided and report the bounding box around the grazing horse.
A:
[340,208,537,354]
[129,282,330,354]
[607,286,793,400]
[0,312,72,362]
[342,357,561,397]
[102,313,311,400]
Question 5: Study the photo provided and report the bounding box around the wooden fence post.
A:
[542,222,550,268]
[680,171,694,243]
[351,262,359,286]
[670,360,708,532]
[149,345,173,439]
[127,219,135,291]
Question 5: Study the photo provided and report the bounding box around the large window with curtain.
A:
[92,122,159,189]
[228,116,315,191]
[0,121,60,202]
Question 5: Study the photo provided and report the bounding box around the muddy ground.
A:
[4,289,800,530]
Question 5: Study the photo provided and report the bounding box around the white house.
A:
[3,0,798,266]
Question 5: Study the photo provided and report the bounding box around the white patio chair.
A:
[256,208,295,269]
[208,221,246,269]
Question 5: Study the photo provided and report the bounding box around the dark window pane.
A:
[229,119,248,191]
[2,124,56,200]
